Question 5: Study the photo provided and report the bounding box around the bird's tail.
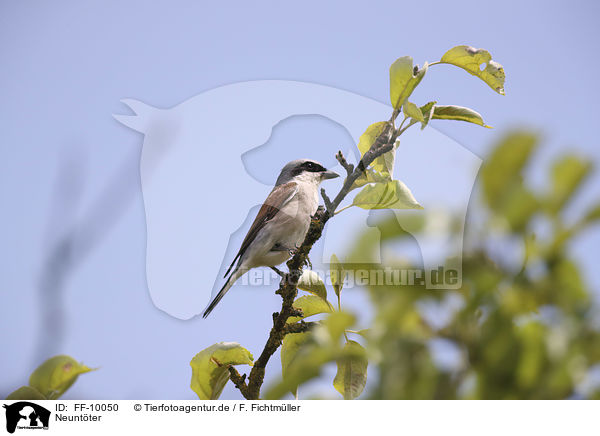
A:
[202,266,246,318]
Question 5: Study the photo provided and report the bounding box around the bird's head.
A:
[275,159,340,186]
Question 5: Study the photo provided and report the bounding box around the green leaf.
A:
[390,56,428,109]
[582,203,600,224]
[288,295,333,323]
[6,386,47,400]
[330,254,345,297]
[190,342,253,400]
[321,311,357,344]
[403,101,425,122]
[439,45,506,94]
[419,101,437,130]
[333,341,368,400]
[481,131,538,211]
[351,168,391,191]
[281,332,311,397]
[356,121,395,177]
[548,155,593,214]
[352,180,422,210]
[266,311,356,400]
[297,270,328,302]
[431,105,491,128]
[29,355,95,400]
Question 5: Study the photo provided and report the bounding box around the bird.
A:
[202,159,339,318]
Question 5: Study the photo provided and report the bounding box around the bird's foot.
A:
[288,243,301,257]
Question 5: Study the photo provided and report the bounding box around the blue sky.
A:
[1,0,599,399]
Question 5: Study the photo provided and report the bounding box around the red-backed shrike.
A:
[203,159,339,317]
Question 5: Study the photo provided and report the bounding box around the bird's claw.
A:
[288,243,301,257]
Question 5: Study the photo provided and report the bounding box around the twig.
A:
[336,150,354,176]
[228,366,249,398]
[320,188,334,214]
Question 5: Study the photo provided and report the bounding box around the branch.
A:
[227,366,249,398]
[229,123,396,400]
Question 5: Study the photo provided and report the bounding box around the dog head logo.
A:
[114,80,481,319]
[3,402,50,433]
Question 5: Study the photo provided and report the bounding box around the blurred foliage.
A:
[6,355,95,400]
[258,129,600,400]
[364,130,600,399]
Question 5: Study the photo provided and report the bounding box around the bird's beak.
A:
[321,169,340,180]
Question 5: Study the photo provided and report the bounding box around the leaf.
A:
[29,355,95,400]
[403,101,425,122]
[390,56,428,109]
[481,131,538,211]
[281,332,311,397]
[439,45,506,94]
[269,343,334,400]
[287,295,333,323]
[548,155,593,214]
[351,168,390,191]
[190,342,253,400]
[352,180,422,210]
[419,101,437,130]
[267,311,356,400]
[431,105,491,128]
[356,121,395,177]
[330,254,345,297]
[6,386,47,400]
[320,311,357,345]
[333,341,368,400]
[297,270,328,302]
[583,203,600,224]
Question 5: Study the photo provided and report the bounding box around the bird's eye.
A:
[306,163,314,168]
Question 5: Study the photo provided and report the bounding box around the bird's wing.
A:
[223,181,298,277]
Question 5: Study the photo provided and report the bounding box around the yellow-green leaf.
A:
[330,254,345,297]
[390,56,428,109]
[333,341,368,400]
[6,386,47,400]
[352,180,422,210]
[403,101,425,122]
[583,203,600,224]
[297,270,328,302]
[29,355,95,400]
[481,131,538,211]
[267,312,357,400]
[439,45,505,94]
[351,168,390,191]
[356,121,395,177]
[190,342,253,400]
[431,105,491,128]
[321,311,357,344]
[419,101,437,130]
[548,155,593,214]
[281,332,311,397]
[288,295,333,323]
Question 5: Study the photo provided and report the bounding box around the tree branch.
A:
[229,123,396,399]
